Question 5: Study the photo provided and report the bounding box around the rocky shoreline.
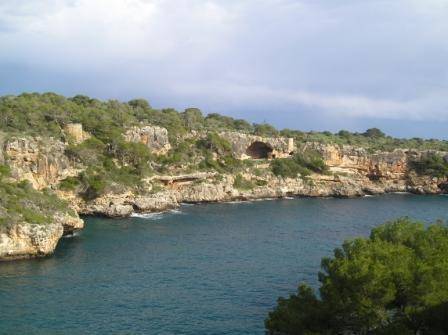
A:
[65,171,446,218]
[1,130,447,261]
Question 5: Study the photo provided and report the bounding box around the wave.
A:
[131,208,184,220]
[252,197,276,201]
[131,212,165,220]
[62,231,81,238]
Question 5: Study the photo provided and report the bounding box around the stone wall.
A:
[63,123,90,144]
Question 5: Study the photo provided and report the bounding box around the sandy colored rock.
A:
[124,125,171,154]
[3,137,79,190]
[0,223,63,260]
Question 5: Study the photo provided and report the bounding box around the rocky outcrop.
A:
[3,122,448,263]
[220,131,294,159]
[49,141,448,219]
[0,213,83,261]
[0,222,63,261]
[124,125,171,154]
[3,137,78,190]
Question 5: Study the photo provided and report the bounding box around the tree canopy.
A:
[265,218,448,334]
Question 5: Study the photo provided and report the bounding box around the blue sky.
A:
[1,0,448,138]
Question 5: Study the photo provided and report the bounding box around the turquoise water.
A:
[0,194,447,335]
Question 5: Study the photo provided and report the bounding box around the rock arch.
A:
[246,141,274,159]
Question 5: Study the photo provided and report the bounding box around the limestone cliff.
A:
[0,211,83,261]
[4,136,78,190]
[1,129,448,262]
[220,131,294,159]
[124,125,171,154]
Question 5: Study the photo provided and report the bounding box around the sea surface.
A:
[1,194,447,335]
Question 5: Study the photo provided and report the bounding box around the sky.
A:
[1,0,448,138]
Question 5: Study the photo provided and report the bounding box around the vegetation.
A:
[410,153,448,178]
[0,165,74,227]
[280,128,448,152]
[265,218,448,335]
[2,93,447,153]
[1,92,447,200]
[271,150,328,178]
[233,174,255,190]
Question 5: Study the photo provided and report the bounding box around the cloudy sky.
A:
[1,0,448,138]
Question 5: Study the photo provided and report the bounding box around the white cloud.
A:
[1,0,448,127]
[0,0,238,68]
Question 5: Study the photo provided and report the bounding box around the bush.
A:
[181,108,204,130]
[59,176,80,191]
[363,127,386,138]
[2,93,448,152]
[410,153,448,178]
[266,218,448,335]
[254,123,279,137]
[65,137,106,166]
[78,168,107,200]
[271,158,309,178]
[0,177,75,226]
[233,174,254,190]
[0,164,11,179]
[271,150,327,178]
[295,149,328,174]
[196,133,232,156]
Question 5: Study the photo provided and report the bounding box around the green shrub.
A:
[255,179,268,187]
[0,164,11,179]
[294,149,328,174]
[266,218,448,335]
[78,169,107,200]
[233,174,254,190]
[2,93,448,152]
[271,158,307,178]
[196,133,232,155]
[0,177,75,226]
[65,137,106,166]
[271,150,328,178]
[59,176,80,191]
[410,153,448,178]
[254,123,279,137]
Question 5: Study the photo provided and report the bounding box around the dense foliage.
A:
[0,165,74,227]
[280,128,448,152]
[1,93,447,199]
[410,153,448,178]
[271,150,328,178]
[2,93,448,152]
[265,218,448,334]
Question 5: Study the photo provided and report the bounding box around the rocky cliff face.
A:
[0,136,84,261]
[0,212,83,261]
[1,131,447,262]
[3,137,78,190]
[220,131,294,159]
[124,125,171,154]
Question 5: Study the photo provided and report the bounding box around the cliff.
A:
[0,213,83,261]
[1,124,447,261]
[2,132,446,217]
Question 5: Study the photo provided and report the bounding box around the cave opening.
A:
[246,141,274,159]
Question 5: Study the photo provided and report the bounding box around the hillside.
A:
[1,92,448,260]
